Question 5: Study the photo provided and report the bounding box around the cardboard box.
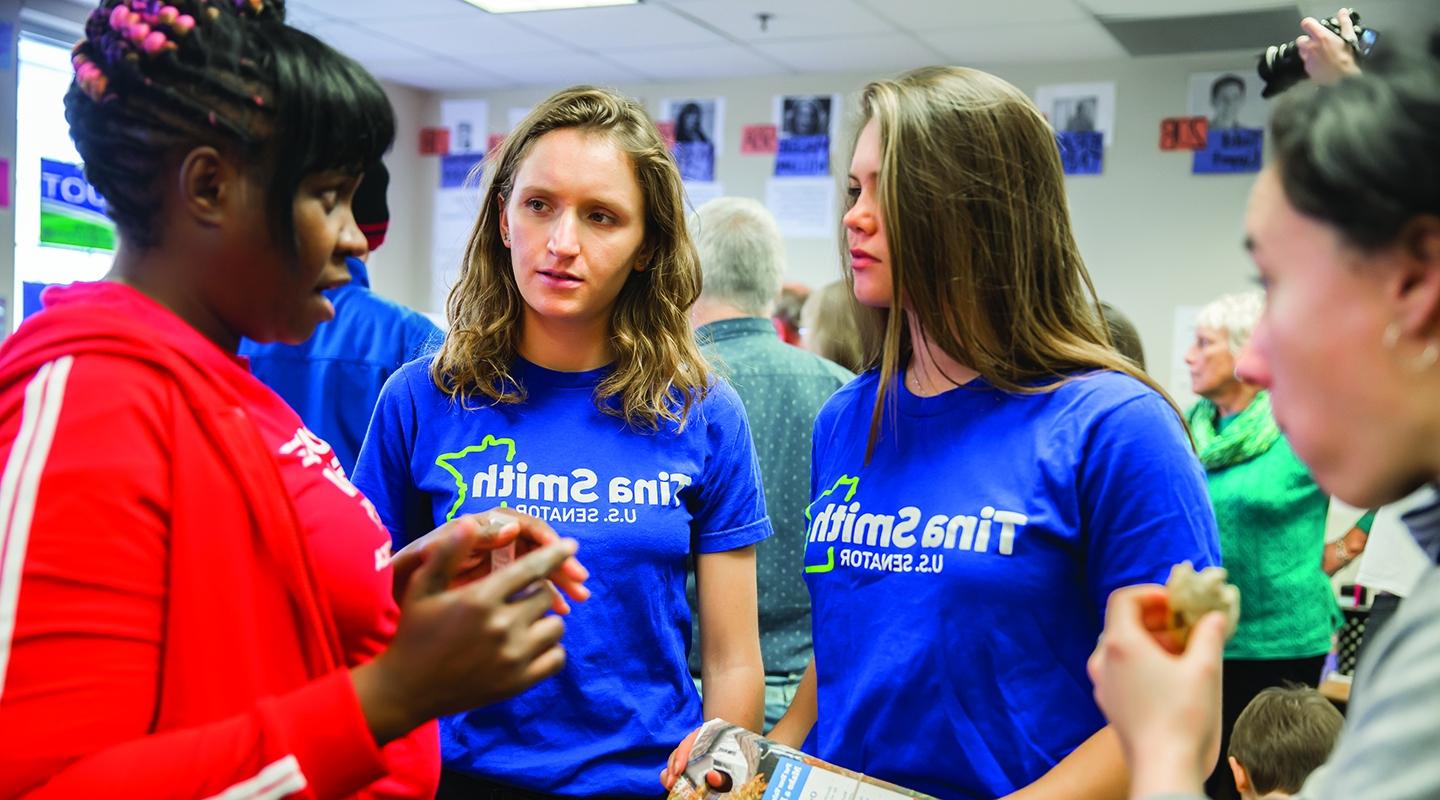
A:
[668,720,936,800]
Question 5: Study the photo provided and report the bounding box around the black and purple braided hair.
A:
[65,0,395,250]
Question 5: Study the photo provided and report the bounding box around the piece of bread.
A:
[1165,560,1241,646]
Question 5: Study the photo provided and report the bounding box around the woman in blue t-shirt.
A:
[353,87,770,798]
[664,67,1220,800]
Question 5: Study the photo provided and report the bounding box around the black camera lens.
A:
[1257,12,1377,98]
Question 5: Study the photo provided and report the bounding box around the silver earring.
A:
[1383,322,1402,349]
[1418,340,1440,371]
[1384,322,1439,370]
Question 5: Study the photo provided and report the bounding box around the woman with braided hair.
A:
[0,2,589,797]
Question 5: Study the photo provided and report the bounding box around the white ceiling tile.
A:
[661,0,896,41]
[600,43,789,81]
[471,50,648,89]
[282,5,334,32]
[286,0,473,21]
[369,59,515,91]
[302,20,428,63]
[502,3,728,49]
[361,12,567,58]
[752,32,945,74]
[1074,0,1295,18]
[856,0,1090,29]
[919,19,1127,64]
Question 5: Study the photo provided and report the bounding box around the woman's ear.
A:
[634,244,653,272]
[497,192,511,248]
[176,146,235,228]
[1389,214,1440,338]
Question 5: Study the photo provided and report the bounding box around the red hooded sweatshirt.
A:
[0,282,438,798]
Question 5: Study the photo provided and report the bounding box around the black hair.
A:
[1269,29,1440,251]
[65,0,396,251]
[1210,74,1246,102]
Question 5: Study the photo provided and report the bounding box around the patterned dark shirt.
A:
[689,317,854,678]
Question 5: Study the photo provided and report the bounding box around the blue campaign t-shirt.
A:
[352,356,771,797]
[803,370,1219,799]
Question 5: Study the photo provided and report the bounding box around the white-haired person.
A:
[1089,15,1440,800]
[1183,290,1338,799]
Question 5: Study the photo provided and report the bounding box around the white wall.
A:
[369,80,440,312]
[423,49,1271,400]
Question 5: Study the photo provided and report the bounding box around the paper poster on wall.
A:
[40,159,115,252]
[661,97,722,182]
[1187,71,1267,132]
[775,136,830,177]
[1192,128,1263,174]
[765,177,836,240]
[741,125,778,155]
[771,94,839,177]
[1056,131,1104,175]
[656,120,676,150]
[682,181,725,212]
[441,99,489,156]
[1159,116,1209,151]
[777,94,838,139]
[1035,82,1116,146]
[430,154,485,315]
[1187,71,1265,174]
[0,22,13,71]
[661,97,724,149]
[1170,305,1202,407]
[440,153,485,190]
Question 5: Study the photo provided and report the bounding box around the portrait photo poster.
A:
[660,96,725,150]
[660,97,724,183]
[1186,70,1268,132]
[773,93,841,140]
[440,99,489,157]
[1187,70,1266,174]
[771,93,841,177]
[1034,82,1117,146]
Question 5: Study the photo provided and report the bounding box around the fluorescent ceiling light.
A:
[459,0,640,12]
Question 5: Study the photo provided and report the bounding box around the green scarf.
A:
[1186,390,1282,470]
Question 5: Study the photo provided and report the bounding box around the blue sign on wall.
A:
[1193,128,1263,174]
[672,142,715,183]
[40,159,115,251]
[440,153,485,189]
[1056,131,1104,176]
[774,135,829,177]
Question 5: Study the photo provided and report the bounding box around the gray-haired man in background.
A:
[686,197,854,729]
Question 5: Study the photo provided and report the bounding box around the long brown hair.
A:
[430,86,710,429]
[851,66,1180,457]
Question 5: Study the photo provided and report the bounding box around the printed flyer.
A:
[667,720,935,800]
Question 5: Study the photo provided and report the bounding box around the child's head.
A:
[1228,685,1344,798]
[66,0,395,343]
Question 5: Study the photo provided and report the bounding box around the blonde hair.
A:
[430,86,711,429]
[802,281,865,373]
[852,66,1181,457]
